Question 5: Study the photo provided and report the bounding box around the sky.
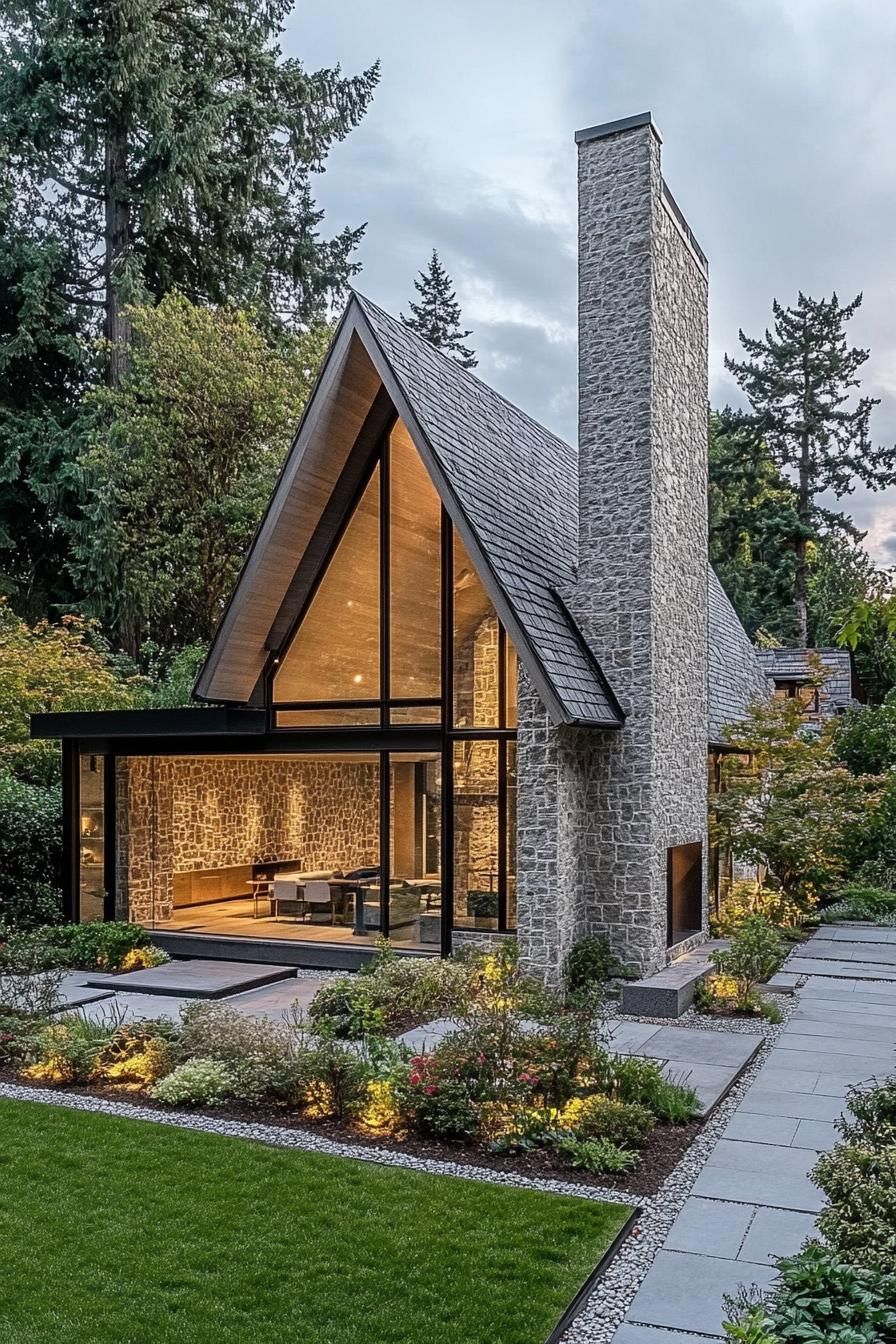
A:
[288,0,896,565]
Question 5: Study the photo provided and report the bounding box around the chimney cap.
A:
[574,111,661,146]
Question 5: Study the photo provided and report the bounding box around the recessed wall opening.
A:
[666,841,703,947]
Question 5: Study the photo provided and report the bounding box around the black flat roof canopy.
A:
[30,706,266,740]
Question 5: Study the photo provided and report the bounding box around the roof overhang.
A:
[30,707,267,740]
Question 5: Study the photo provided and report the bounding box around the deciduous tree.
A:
[76,293,330,655]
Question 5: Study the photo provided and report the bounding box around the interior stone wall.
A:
[116,756,380,924]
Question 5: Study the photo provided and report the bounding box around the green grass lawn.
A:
[0,1100,629,1344]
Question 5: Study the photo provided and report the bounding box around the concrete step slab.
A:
[665,1197,754,1259]
[637,1026,762,1069]
[737,1207,817,1266]
[707,1138,817,1179]
[791,1118,839,1151]
[691,1164,824,1213]
[83,958,297,999]
[737,1089,846,1123]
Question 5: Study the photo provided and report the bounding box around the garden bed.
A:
[0,1063,701,1196]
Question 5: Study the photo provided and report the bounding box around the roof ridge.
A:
[350,288,575,459]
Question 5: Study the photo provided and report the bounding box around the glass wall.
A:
[78,754,106,922]
[389,422,441,703]
[389,752,442,949]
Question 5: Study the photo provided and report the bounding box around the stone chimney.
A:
[573,112,709,973]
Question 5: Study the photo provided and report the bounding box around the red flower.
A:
[425,1085,438,1096]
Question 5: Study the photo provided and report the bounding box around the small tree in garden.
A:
[715,676,882,910]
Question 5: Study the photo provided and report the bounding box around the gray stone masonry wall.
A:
[518,115,709,981]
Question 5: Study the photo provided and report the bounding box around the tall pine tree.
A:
[402,250,477,368]
[725,292,896,645]
[0,0,379,383]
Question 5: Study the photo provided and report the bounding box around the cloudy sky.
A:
[289,0,896,564]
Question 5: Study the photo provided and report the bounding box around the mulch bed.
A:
[0,1066,700,1195]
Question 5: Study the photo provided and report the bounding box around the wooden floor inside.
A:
[159,897,434,953]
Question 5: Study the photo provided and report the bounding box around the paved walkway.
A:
[615,924,896,1342]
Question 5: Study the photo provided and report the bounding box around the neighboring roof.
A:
[196,292,623,728]
[707,568,772,744]
[756,647,857,712]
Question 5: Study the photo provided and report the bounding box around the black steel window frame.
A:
[64,743,117,924]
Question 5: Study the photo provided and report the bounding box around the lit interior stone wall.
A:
[116,756,380,924]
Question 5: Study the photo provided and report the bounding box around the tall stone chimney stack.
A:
[574,112,709,973]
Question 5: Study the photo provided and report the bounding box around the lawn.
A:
[0,1100,630,1344]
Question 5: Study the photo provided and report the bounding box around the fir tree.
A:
[0,0,379,383]
[725,293,896,646]
[401,250,477,368]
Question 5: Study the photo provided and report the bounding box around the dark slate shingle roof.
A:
[707,568,772,742]
[756,647,855,712]
[355,292,623,727]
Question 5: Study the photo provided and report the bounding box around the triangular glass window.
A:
[273,465,381,705]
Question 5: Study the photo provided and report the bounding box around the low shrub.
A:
[176,1000,304,1105]
[813,1143,896,1275]
[839,1076,896,1149]
[43,921,156,971]
[565,1094,655,1147]
[821,884,896,925]
[21,1016,118,1084]
[294,1038,374,1122]
[724,1243,896,1343]
[151,1058,235,1106]
[695,974,784,1023]
[97,1019,177,1088]
[641,1076,701,1125]
[118,945,169,971]
[0,930,65,1015]
[308,949,474,1040]
[410,1075,480,1141]
[553,1135,638,1175]
[711,879,808,937]
[710,916,785,1010]
[564,936,630,996]
[605,1055,700,1123]
[0,1012,43,1066]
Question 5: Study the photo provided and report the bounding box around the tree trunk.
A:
[104,121,131,387]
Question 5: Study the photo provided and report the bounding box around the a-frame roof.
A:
[195,291,624,727]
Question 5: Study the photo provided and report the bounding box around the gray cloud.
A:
[294,0,896,564]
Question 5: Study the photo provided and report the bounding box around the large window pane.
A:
[79,754,105,922]
[452,740,499,929]
[389,422,441,700]
[273,467,380,703]
[453,531,499,728]
[388,753,442,949]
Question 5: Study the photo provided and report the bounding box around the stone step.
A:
[619,944,724,1018]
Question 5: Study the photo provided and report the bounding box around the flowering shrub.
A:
[119,945,169,971]
[151,1058,235,1106]
[293,1039,373,1121]
[562,1095,655,1147]
[309,946,474,1039]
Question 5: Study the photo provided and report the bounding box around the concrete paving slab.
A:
[737,1208,816,1266]
[776,1031,896,1061]
[614,1327,715,1344]
[626,1250,776,1337]
[227,976,326,1019]
[788,1014,896,1042]
[76,993,188,1025]
[738,1089,846,1123]
[800,940,896,964]
[665,1197,754,1259]
[637,1026,762,1069]
[52,985,116,1011]
[814,1075,861,1098]
[786,956,896,980]
[823,926,896,944]
[792,1119,839,1151]
[661,1061,743,1115]
[765,1046,893,1077]
[606,1020,663,1053]
[723,1111,800,1146]
[397,1018,466,1053]
[83,958,297,999]
[750,1067,820,1094]
[691,1165,824,1213]
[707,1139,817,1180]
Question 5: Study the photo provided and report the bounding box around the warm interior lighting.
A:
[353,673,364,685]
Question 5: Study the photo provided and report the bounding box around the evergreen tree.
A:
[401,250,477,368]
[708,408,804,641]
[0,191,86,619]
[0,0,379,383]
[725,293,896,645]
